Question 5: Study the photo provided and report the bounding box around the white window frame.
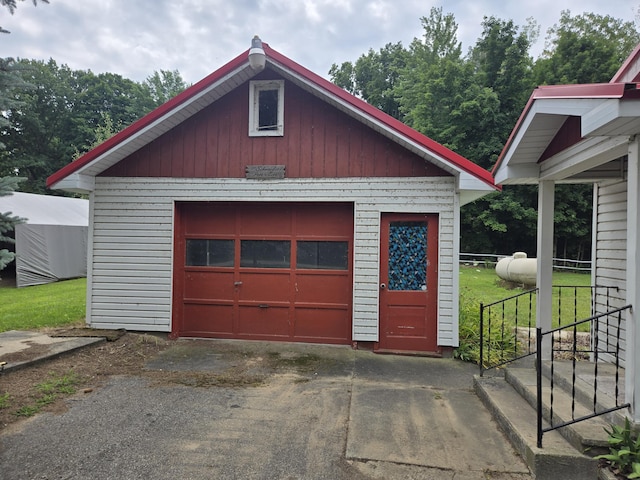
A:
[249,80,284,137]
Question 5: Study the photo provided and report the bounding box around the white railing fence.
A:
[460,253,591,273]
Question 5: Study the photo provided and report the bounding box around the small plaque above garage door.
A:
[245,165,286,179]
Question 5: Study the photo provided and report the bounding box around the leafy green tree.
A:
[0,57,31,149]
[73,111,118,159]
[329,7,462,122]
[396,9,473,150]
[412,7,463,62]
[461,186,538,254]
[391,13,540,256]
[1,59,80,193]
[328,61,355,94]
[527,11,639,259]
[395,13,536,170]
[456,17,538,255]
[328,8,637,259]
[554,185,593,260]
[1,59,158,192]
[0,58,29,271]
[469,16,538,124]
[74,70,154,144]
[534,10,640,84]
[330,42,408,119]
[143,69,189,106]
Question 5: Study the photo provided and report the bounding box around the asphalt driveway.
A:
[0,339,531,479]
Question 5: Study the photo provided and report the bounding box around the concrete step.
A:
[505,367,611,456]
[474,373,598,480]
[539,361,629,428]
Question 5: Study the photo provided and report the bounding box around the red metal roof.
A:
[492,42,640,177]
[491,82,640,176]
[47,43,496,190]
[612,43,640,83]
[530,82,635,99]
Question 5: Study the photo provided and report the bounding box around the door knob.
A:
[380,283,386,289]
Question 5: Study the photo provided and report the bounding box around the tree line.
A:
[0,60,188,193]
[1,5,639,263]
[330,8,639,259]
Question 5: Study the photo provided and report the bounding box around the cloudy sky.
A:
[2,0,639,85]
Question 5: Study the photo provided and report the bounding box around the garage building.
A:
[47,38,497,354]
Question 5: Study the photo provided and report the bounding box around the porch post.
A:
[537,180,555,359]
[626,135,640,422]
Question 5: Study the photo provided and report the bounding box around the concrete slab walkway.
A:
[348,353,530,478]
[0,330,105,372]
[0,334,532,479]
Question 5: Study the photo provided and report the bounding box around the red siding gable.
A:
[539,116,582,162]
[101,72,449,179]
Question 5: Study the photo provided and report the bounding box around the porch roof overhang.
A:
[46,42,497,203]
[492,83,640,185]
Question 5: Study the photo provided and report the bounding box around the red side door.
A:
[377,213,439,353]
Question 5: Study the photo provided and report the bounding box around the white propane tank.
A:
[495,252,537,286]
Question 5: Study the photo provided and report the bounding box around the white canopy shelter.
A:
[1,192,89,287]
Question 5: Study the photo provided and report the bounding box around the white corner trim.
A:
[50,173,95,193]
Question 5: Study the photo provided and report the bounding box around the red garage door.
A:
[172,202,353,344]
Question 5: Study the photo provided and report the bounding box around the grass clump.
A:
[0,392,10,409]
[12,371,80,418]
[454,289,519,367]
[14,405,40,417]
[37,371,79,395]
[267,352,323,371]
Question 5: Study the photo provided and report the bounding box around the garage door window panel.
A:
[241,240,291,268]
[186,239,235,267]
[297,241,348,270]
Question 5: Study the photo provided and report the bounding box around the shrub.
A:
[596,418,640,479]
[454,288,519,367]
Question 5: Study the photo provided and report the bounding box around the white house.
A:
[493,43,640,419]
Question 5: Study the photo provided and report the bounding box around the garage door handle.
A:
[234,281,243,286]
[259,304,269,308]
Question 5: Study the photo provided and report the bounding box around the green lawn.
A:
[0,278,86,332]
[460,265,591,303]
[460,265,593,330]
[457,266,594,365]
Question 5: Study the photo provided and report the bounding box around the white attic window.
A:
[249,80,284,136]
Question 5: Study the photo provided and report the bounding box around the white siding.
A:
[89,176,458,346]
[594,179,628,365]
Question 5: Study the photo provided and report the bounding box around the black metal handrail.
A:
[536,304,631,448]
[479,285,619,376]
[480,288,536,376]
